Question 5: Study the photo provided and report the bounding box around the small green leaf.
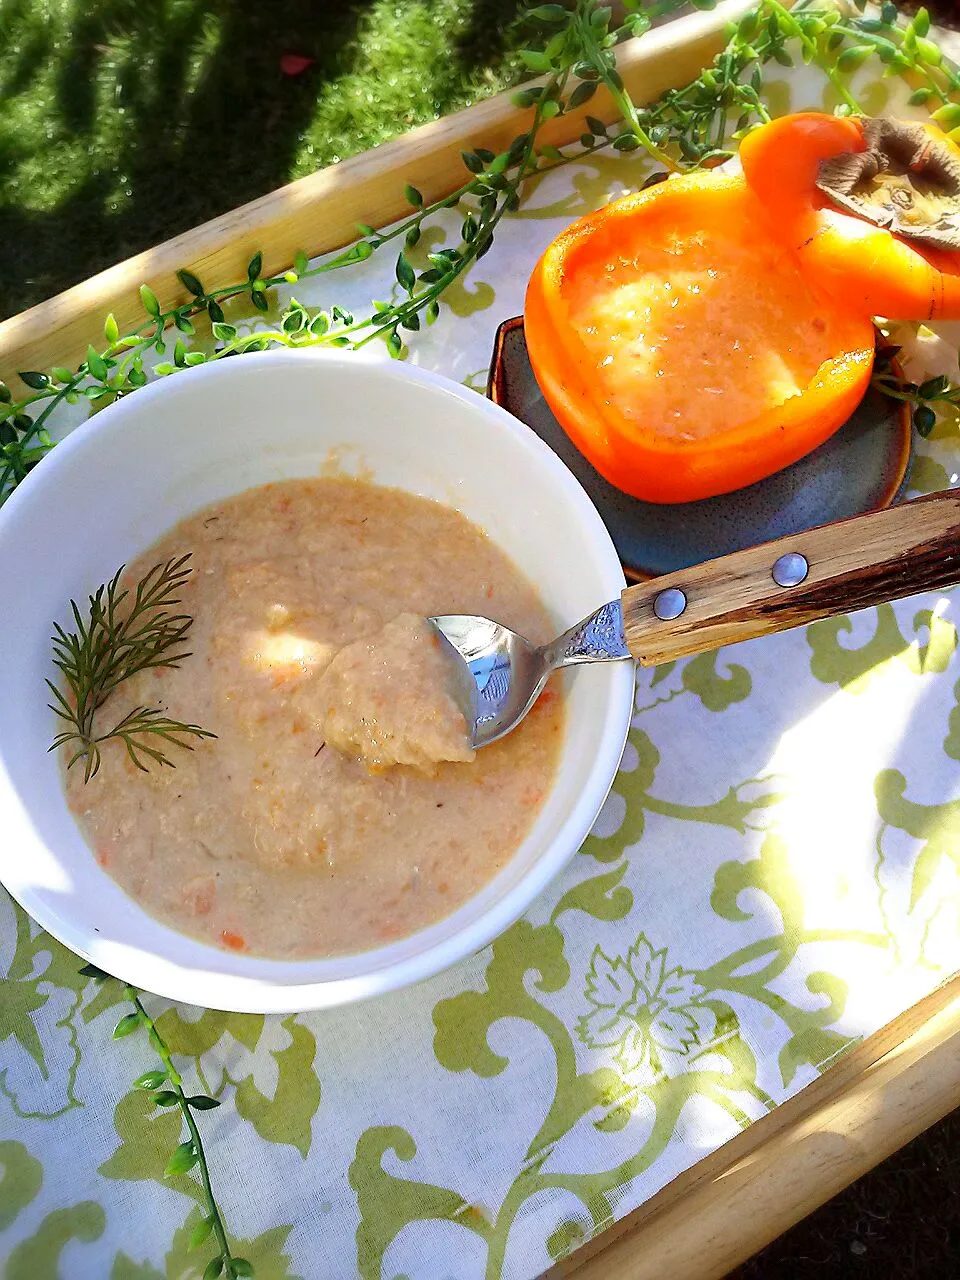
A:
[104,312,120,344]
[154,362,175,376]
[520,49,552,73]
[933,103,960,131]
[189,1215,214,1250]
[568,81,597,109]
[837,45,872,71]
[396,253,416,292]
[511,89,536,109]
[187,1094,221,1110]
[18,370,49,390]
[585,114,607,138]
[913,7,931,38]
[140,284,161,318]
[247,251,263,282]
[0,381,11,403]
[355,222,377,237]
[152,1090,180,1107]
[426,300,440,325]
[282,308,305,334]
[113,1012,141,1039]
[251,291,269,313]
[386,329,403,358]
[612,133,640,152]
[332,305,353,324]
[403,183,423,207]
[461,214,478,242]
[174,313,196,335]
[207,298,225,324]
[405,224,421,250]
[461,150,484,174]
[915,405,937,436]
[908,88,934,106]
[540,99,560,120]
[203,1257,225,1280]
[165,1141,198,1177]
[174,340,187,368]
[294,250,309,276]
[309,311,330,336]
[400,313,421,332]
[177,268,205,297]
[591,5,612,30]
[134,1070,167,1090]
[918,374,950,399]
[184,351,206,366]
[916,37,941,66]
[86,346,108,381]
[78,961,109,980]
[230,1262,254,1278]
[528,3,567,23]
[212,322,238,342]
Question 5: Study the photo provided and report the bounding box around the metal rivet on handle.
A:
[654,587,687,620]
[772,552,809,588]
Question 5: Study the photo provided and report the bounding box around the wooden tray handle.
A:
[621,489,960,666]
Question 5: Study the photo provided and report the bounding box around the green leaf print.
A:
[5,1203,105,1280]
[100,1088,204,1202]
[155,1008,265,1058]
[0,896,84,1117]
[807,604,957,694]
[551,861,633,924]
[876,769,960,911]
[234,1017,321,1157]
[0,1140,43,1230]
[576,936,705,1076]
[110,1256,165,1279]
[581,730,780,861]
[711,833,804,939]
[433,920,569,1078]
[349,1127,491,1280]
[681,650,751,711]
[943,677,960,761]
[778,1024,854,1089]
[113,1209,301,1280]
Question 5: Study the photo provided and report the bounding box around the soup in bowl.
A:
[0,350,633,1012]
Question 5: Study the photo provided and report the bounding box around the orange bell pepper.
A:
[524,111,960,505]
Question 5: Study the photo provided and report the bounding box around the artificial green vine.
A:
[80,964,250,1279]
[2,0,959,509]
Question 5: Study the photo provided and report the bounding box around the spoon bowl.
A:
[431,601,631,747]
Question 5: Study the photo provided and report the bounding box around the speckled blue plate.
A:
[488,316,914,580]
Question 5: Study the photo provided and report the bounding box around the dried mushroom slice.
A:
[816,116,960,250]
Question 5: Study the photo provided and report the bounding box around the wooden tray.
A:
[3,5,959,1277]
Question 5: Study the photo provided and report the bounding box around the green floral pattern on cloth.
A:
[4,57,960,1280]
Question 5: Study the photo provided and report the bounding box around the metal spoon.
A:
[431,489,960,748]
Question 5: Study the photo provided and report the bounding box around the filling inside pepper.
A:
[563,187,851,442]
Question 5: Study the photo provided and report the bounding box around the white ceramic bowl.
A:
[0,351,633,1012]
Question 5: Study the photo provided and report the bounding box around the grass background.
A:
[2,0,959,1274]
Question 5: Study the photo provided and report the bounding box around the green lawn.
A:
[0,0,532,319]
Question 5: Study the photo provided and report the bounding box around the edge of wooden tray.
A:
[549,970,960,1280]
[0,0,756,381]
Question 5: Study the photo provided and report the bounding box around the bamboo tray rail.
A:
[4,3,959,1276]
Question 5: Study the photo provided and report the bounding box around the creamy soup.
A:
[64,478,564,958]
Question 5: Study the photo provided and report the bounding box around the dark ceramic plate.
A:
[488,316,914,580]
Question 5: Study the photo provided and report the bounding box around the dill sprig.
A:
[47,553,216,781]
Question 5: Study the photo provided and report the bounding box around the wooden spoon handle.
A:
[621,489,960,666]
